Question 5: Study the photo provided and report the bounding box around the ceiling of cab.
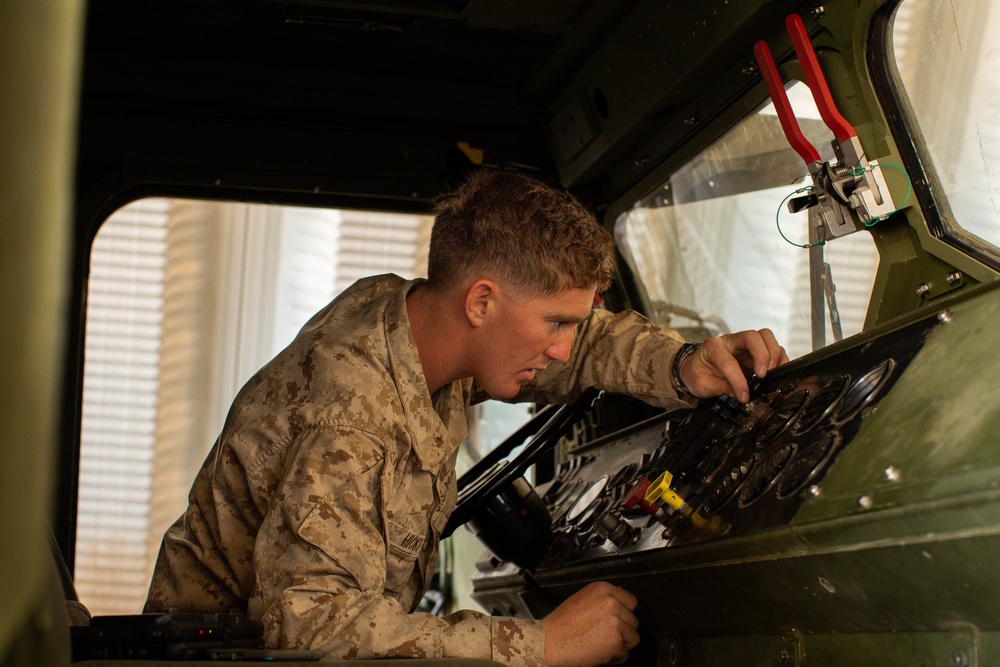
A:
[78,0,802,210]
[82,0,616,129]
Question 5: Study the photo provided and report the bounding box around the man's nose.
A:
[546,330,574,363]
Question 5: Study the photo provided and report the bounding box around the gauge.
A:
[566,476,609,522]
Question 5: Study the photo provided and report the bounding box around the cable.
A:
[776,185,824,248]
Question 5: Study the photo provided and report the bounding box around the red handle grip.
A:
[785,13,857,144]
[753,39,821,165]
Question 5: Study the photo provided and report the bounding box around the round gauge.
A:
[834,359,894,422]
[574,495,611,534]
[566,476,609,522]
[739,444,795,506]
[756,390,809,446]
[549,480,587,524]
[776,433,837,499]
[702,455,755,515]
[793,375,849,433]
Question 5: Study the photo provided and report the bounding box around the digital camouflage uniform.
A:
[145,274,690,666]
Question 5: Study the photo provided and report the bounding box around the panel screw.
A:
[946,271,963,286]
[806,485,822,498]
[857,494,873,509]
[953,649,969,667]
[882,466,901,483]
[742,63,759,76]
[916,283,930,297]
[811,5,826,19]
[938,310,953,324]
[683,114,700,126]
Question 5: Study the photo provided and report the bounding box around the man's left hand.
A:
[678,329,788,403]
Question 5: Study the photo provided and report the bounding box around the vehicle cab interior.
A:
[3,0,1000,665]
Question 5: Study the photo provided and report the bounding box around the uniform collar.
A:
[384,278,469,471]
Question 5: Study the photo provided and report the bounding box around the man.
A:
[145,170,786,667]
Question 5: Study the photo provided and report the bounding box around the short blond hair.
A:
[427,170,616,296]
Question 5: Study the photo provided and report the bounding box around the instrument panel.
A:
[472,312,943,584]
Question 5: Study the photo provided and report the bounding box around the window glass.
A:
[615,83,879,361]
[892,0,1000,254]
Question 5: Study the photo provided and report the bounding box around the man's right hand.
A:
[542,581,640,667]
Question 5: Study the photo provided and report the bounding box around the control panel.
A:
[471,312,943,589]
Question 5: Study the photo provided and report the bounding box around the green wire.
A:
[776,185,824,248]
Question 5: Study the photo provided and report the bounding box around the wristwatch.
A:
[670,342,701,397]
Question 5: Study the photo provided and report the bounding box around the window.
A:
[892,0,1000,255]
[615,83,879,361]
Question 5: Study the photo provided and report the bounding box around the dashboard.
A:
[469,308,950,648]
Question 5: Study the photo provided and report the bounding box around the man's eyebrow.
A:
[547,311,589,323]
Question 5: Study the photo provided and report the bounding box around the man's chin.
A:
[484,381,526,401]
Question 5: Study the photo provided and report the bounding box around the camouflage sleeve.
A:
[251,426,546,667]
[518,308,694,409]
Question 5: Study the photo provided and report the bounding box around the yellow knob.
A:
[645,470,685,511]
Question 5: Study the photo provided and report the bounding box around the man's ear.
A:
[464,279,499,328]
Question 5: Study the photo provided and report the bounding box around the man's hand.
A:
[542,581,639,667]
[679,329,788,403]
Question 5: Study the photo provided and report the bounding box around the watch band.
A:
[670,342,701,397]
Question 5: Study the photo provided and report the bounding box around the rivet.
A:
[882,465,901,483]
[857,494,873,509]
[946,271,963,286]
[916,283,930,297]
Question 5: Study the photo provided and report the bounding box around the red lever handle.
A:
[622,478,658,515]
[753,39,821,166]
[785,13,857,144]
